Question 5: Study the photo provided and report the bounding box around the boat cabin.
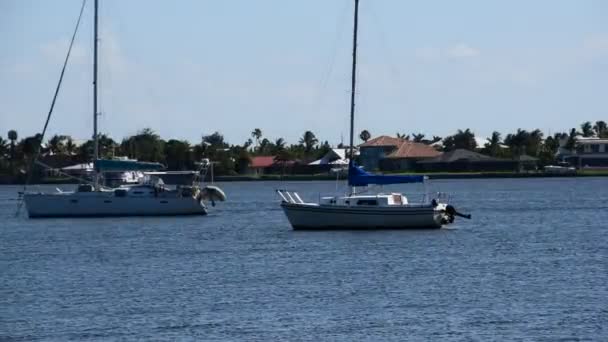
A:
[320,193,408,207]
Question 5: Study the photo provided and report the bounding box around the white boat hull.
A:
[281,202,445,229]
[24,192,207,218]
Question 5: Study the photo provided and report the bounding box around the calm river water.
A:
[1,178,607,341]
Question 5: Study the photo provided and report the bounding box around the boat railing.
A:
[276,189,304,204]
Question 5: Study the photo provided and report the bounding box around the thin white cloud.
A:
[447,43,480,58]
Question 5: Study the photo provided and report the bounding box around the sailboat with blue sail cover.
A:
[276,0,470,229]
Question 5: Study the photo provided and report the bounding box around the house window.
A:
[357,199,378,206]
[583,145,591,153]
[591,144,600,153]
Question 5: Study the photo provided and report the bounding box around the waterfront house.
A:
[359,135,441,171]
[558,137,608,169]
[416,149,514,172]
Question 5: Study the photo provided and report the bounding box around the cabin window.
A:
[357,199,378,206]
[133,191,144,195]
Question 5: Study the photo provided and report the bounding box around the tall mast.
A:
[349,0,359,192]
[348,0,359,161]
[93,0,99,187]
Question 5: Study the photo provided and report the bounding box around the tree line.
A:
[0,120,606,177]
[0,128,334,176]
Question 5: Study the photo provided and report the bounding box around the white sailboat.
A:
[277,0,470,229]
[22,0,226,218]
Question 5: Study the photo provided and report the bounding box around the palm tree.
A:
[47,135,67,154]
[359,130,371,142]
[412,133,425,142]
[244,138,253,150]
[251,128,262,149]
[452,129,477,150]
[485,131,502,156]
[273,138,286,153]
[258,138,272,155]
[580,121,594,137]
[505,129,529,156]
[565,128,578,151]
[7,130,17,160]
[430,136,442,144]
[0,137,9,159]
[396,133,410,140]
[527,129,544,156]
[65,137,76,155]
[299,130,318,154]
[594,121,607,138]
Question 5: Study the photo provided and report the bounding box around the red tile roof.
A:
[386,141,442,159]
[250,156,276,168]
[360,135,442,159]
[359,135,404,147]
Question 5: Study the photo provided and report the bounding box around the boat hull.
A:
[24,192,207,218]
[281,202,445,229]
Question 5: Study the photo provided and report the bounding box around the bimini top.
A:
[94,159,165,171]
[348,162,424,186]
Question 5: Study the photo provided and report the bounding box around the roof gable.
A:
[385,141,442,159]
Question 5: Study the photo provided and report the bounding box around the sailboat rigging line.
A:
[15,0,88,217]
[33,160,111,190]
[312,0,350,116]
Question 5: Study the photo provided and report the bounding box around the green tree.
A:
[121,129,164,162]
[20,134,43,157]
[7,130,18,174]
[299,130,318,154]
[412,133,425,142]
[580,121,594,137]
[164,139,192,170]
[251,128,262,149]
[8,130,18,160]
[273,138,286,154]
[564,128,579,151]
[64,137,76,155]
[258,138,272,155]
[235,148,252,174]
[0,137,8,159]
[396,132,410,140]
[47,134,68,154]
[78,134,117,161]
[505,129,529,156]
[527,129,544,156]
[594,121,607,138]
[359,130,371,142]
[444,129,476,151]
[484,131,502,157]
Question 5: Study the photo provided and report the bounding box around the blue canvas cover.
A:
[348,162,424,186]
[94,159,165,171]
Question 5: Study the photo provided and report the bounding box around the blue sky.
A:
[1,0,607,145]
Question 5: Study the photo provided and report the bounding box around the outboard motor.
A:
[445,205,472,222]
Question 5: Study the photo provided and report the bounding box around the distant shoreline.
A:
[1,171,606,185]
